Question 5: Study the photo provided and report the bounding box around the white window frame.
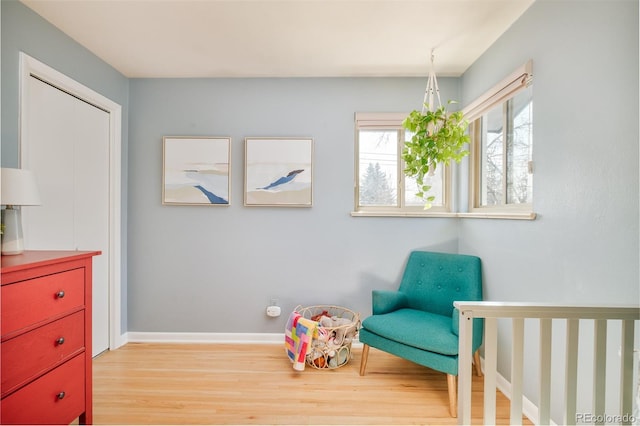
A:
[460,60,537,220]
[352,112,453,217]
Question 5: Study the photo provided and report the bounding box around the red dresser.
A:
[1,250,100,425]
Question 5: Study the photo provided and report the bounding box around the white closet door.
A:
[23,77,76,248]
[23,76,110,357]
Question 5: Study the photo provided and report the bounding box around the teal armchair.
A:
[359,251,484,417]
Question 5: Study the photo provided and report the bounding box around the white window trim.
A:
[462,60,536,220]
[352,112,454,217]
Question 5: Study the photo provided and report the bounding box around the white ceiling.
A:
[20,0,534,78]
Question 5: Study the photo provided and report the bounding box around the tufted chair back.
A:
[399,251,483,317]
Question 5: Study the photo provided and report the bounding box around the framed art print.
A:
[244,137,313,207]
[162,136,231,206]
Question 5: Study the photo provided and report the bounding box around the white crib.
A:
[455,302,639,425]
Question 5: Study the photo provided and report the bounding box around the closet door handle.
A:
[55,290,65,299]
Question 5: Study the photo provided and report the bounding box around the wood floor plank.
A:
[92,343,531,425]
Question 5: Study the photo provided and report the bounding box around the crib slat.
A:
[484,317,498,425]
[539,318,552,425]
[564,319,579,425]
[510,318,524,425]
[458,310,473,425]
[620,319,635,425]
[593,319,607,424]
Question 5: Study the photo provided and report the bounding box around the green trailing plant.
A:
[402,101,470,208]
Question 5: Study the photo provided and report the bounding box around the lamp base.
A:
[1,208,25,255]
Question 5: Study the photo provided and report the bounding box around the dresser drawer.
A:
[1,268,85,336]
[1,353,85,425]
[1,311,85,397]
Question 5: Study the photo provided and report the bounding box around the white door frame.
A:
[19,52,124,350]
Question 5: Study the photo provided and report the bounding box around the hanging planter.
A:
[402,51,470,209]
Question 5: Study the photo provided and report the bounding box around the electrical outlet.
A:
[266,305,281,317]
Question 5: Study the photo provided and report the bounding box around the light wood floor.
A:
[93,343,531,425]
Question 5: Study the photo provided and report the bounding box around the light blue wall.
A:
[459,0,639,420]
[127,77,460,332]
[1,0,130,330]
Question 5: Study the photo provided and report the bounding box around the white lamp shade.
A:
[1,168,42,206]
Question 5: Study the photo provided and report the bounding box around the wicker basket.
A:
[296,305,360,369]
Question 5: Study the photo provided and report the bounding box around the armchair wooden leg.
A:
[359,344,370,376]
[473,350,483,376]
[447,374,457,418]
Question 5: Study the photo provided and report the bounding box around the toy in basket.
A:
[296,305,360,369]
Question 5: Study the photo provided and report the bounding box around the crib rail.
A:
[455,302,639,425]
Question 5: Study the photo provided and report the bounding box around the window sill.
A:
[457,211,537,220]
[350,211,457,218]
[351,211,537,220]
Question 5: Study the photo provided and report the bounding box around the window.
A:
[463,60,535,218]
[353,113,451,216]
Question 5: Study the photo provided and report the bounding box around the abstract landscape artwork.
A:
[244,137,313,207]
[162,136,231,206]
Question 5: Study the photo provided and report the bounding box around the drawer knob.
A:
[57,391,66,400]
[55,290,66,299]
[56,337,65,345]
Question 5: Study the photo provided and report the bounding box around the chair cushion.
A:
[361,308,458,356]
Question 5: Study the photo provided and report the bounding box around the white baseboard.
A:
[125,331,284,344]
[122,331,365,346]
[482,357,554,425]
[495,368,541,424]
